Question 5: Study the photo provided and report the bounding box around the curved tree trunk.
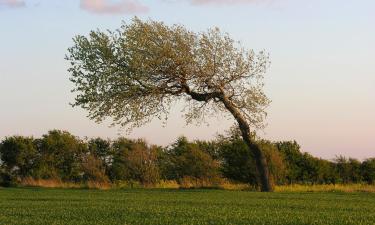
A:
[184,87,273,191]
[221,95,274,192]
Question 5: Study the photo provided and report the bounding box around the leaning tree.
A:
[66,18,273,191]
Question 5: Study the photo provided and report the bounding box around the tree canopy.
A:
[66,17,270,130]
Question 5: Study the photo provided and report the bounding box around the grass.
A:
[0,188,375,225]
[275,184,375,193]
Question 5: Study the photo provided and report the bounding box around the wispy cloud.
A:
[189,0,267,5]
[80,0,148,15]
[0,0,25,8]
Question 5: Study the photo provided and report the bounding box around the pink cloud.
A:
[0,0,25,8]
[80,0,148,14]
[189,0,264,5]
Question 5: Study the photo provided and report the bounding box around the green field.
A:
[0,188,374,225]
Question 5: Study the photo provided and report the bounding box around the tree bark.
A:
[220,94,274,192]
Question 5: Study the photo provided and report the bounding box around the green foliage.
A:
[0,130,374,187]
[257,140,287,185]
[334,156,363,184]
[164,137,220,183]
[66,17,270,130]
[0,136,38,178]
[361,158,375,184]
[219,138,257,184]
[219,137,286,186]
[1,188,375,225]
[88,137,112,161]
[36,130,87,181]
[109,138,160,185]
[81,154,108,183]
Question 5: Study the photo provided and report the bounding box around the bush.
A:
[109,138,160,186]
[81,154,109,183]
[165,137,221,184]
[0,136,38,179]
[36,130,88,181]
[0,171,16,187]
[219,137,286,186]
[361,158,375,184]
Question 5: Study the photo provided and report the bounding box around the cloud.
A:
[0,0,25,8]
[80,0,148,14]
[189,0,264,5]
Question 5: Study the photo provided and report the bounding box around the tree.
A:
[165,137,220,184]
[87,137,113,173]
[37,130,87,181]
[334,156,363,184]
[81,154,109,183]
[0,136,38,179]
[361,158,375,184]
[109,138,160,185]
[66,18,272,191]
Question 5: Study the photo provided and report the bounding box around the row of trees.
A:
[1,130,374,187]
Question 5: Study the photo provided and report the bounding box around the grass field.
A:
[0,188,375,225]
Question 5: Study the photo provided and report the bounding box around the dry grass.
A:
[18,178,375,193]
[275,184,375,193]
[85,180,112,190]
[178,176,224,189]
[217,180,255,191]
[154,180,180,189]
[20,178,82,189]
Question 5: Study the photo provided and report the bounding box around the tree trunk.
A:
[242,133,274,192]
[220,95,274,192]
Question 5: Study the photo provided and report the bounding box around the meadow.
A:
[0,188,374,225]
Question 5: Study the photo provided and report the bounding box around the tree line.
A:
[1,130,374,188]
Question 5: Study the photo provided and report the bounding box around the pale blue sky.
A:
[0,0,374,159]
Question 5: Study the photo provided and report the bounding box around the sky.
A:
[0,0,374,160]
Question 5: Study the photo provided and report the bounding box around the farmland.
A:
[0,188,374,225]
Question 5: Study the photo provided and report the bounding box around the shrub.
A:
[361,158,375,184]
[165,137,221,185]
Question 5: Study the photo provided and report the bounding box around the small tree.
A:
[361,158,375,184]
[166,137,220,185]
[37,130,87,181]
[0,136,38,179]
[109,138,160,185]
[66,18,272,191]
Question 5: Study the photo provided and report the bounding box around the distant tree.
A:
[275,141,302,183]
[257,140,286,185]
[109,138,160,185]
[0,136,38,179]
[37,130,87,181]
[194,140,220,160]
[361,158,375,184]
[275,141,328,184]
[88,137,112,160]
[81,154,109,183]
[334,156,362,184]
[314,159,337,184]
[166,137,220,183]
[66,18,272,191]
[87,137,113,174]
[109,137,134,181]
[126,143,160,186]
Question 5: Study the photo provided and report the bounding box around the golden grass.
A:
[217,181,255,191]
[20,178,82,189]
[275,184,375,193]
[85,180,112,190]
[18,178,375,193]
[154,180,180,189]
